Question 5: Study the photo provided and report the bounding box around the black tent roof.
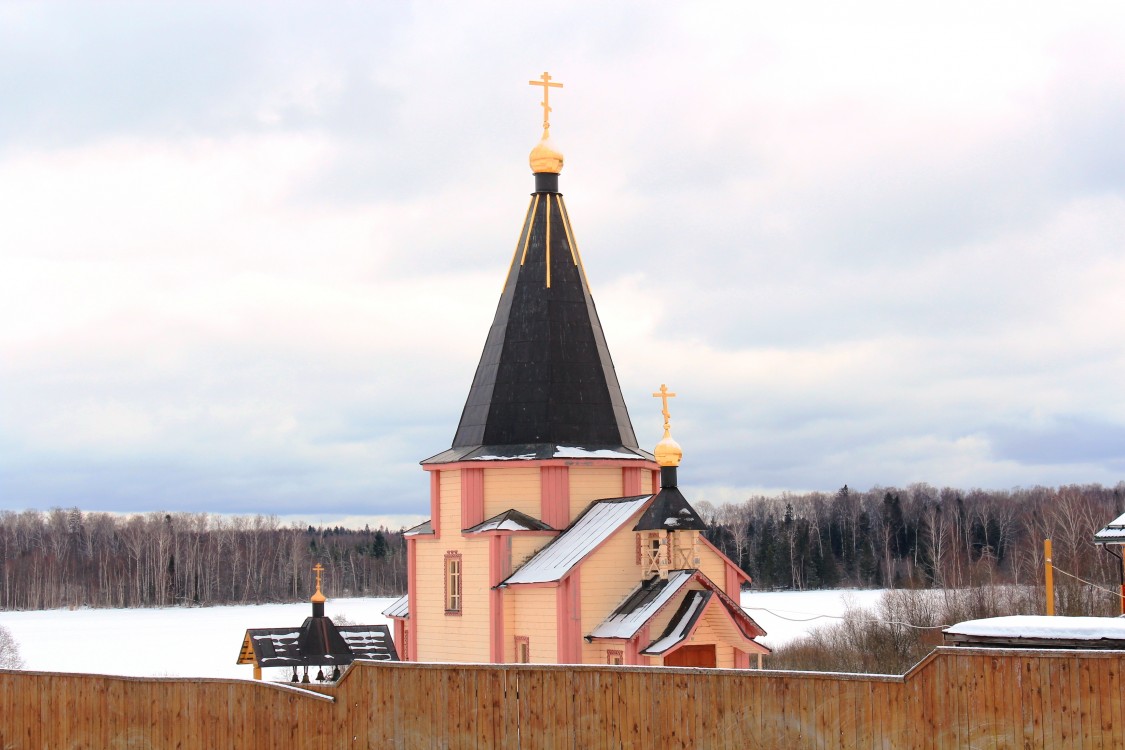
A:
[425,175,645,464]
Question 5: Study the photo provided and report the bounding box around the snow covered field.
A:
[0,589,886,679]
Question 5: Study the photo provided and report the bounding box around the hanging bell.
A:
[291,667,299,683]
[315,667,325,681]
[301,666,310,684]
[331,666,341,681]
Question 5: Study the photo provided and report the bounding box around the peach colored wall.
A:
[413,536,492,662]
[697,534,729,583]
[511,536,550,572]
[509,587,558,664]
[438,470,461,536]
[482,467,541,519]
[578,529,644,639]
[568,467,624,519]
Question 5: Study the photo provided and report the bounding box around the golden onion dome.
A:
[529,133,564,174]
[654,433,683,467]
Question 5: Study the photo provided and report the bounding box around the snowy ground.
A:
[0,589,887,679]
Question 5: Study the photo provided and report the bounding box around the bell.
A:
[316,667,325,682]
[331,666,341,681]
[291,667,299,683]
[301,667,310,684]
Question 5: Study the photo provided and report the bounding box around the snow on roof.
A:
[1095,512,1125,542]
[589,570,695,640]
[403,520,433,537]
[337,625,398,661]
[382,595,409,619]
[553,446,645,459]
[502,496,651,585]
[642,590,711,655]
[468,453,537,461]
[464,509,554,534]
[945,615,1125,641]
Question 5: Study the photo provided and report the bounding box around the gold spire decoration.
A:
[528,71,564,174]
[652,384,682,467]
[311,562,326,604]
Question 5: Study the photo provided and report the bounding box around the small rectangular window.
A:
[445,551,463,614]
[515,636,530,664]
[607,650,624,666]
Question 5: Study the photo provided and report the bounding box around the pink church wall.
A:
[540,466,569,529]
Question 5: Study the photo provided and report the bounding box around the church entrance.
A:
[664,645,716,668]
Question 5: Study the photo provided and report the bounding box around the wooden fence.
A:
[2,647,1123,748]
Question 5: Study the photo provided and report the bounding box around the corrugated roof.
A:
[1095,512,1125,542]
[501,495,651,585]
[589,570,694,639]
[382,594,409,619]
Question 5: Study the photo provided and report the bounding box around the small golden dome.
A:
[529,133,564,174]
[311,589,326,604]
[655,434,682,467]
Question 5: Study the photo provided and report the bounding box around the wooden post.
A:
[253,664,262,681]
[1045,539,1055,616]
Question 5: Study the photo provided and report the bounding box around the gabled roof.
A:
[641,590,712,655]
[404,520,434,537]
[424,179,642,465]
[338,625,399,661]
[501,495,651,585]
[1095,512,1125,543]
[589,570,695,640]
[464,508,555,534]
[382,594,409,619]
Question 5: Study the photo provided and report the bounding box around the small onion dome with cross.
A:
[633,385,707,533]
[528,71,564,175]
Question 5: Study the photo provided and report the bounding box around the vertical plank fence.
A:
[2,648,1123,748]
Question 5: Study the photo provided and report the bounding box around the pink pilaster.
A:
[461,468,484,530]
[555,572,582,663]
[734,649,749,669]
[650,469,660,494]
[430,470,441,537]
[540,465,570,529]
[489,535,508,663]
[725,564,740,600]
[622,466,643,496]
[406,537,418,661]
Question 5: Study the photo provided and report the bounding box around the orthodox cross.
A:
[313,563,324,592]
[652,384,677,433]
[529,71,563,133]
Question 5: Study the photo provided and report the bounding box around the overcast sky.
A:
[2,2,1124,528]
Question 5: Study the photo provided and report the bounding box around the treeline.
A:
[701,483,1125,614]
[0,510,406,610]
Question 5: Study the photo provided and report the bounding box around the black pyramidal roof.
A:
[424,172,649,464]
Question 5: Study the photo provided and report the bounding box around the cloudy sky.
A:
[2,2,1124,528]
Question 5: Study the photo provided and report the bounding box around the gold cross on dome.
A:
[652,384,677,432]
[529,71,564,133]
[313,563,324,591]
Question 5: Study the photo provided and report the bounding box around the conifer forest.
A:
[1,482,1122,613]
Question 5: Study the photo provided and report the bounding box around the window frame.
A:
[444,551,463,615]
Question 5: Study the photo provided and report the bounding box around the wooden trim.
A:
[540,465,570,529]
[406,538,418,660]
[514,636,530,664]
[460,468,484,530]
[607,649,624,666]
[622,466,643,496]
[489,536,506,662]
[429,470,441,537]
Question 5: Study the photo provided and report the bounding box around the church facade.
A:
[384,74,768,668]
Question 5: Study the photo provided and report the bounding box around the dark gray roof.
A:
[633,486,708,532]
[641,590,713,655]
[403,520,434,537]
[242,621,398,668]
[428,181,641,464]
[464,508,555,533]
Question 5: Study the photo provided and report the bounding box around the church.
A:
[383,74,769,669]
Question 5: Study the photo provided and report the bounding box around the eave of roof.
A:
[464,508,555,534]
